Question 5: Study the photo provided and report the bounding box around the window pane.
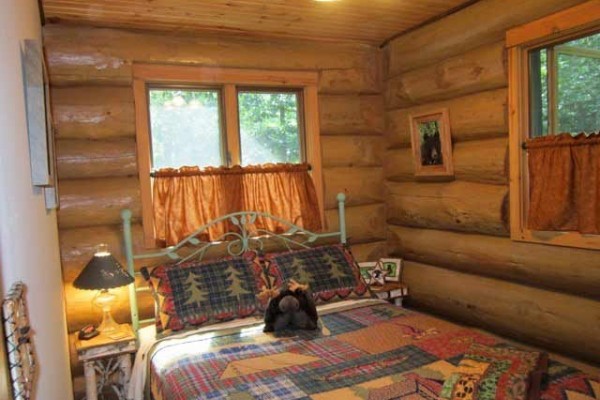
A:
[149,88,222,169]
[529,48,548,137]
[238,91,302,166]
[528,32,600,137]
[556,33,600,134]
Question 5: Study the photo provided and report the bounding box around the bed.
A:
[121,194,599,400]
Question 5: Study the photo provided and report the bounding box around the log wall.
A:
[383,0,600,364]
[45,25,385,390]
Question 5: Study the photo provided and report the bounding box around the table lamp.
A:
[73,244,134,333]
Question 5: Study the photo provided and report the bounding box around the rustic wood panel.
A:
[326,203,386,244]
[389,226,600,299]
[323,167,384,209]
[319,65,381,95]
[322,136,384,168]
[42,0,472,45]
[386,88,507,148]
[385,41,507,109]
[43,25,377,86]
[387,181,509,236]
[319,94,385,135]
[386,0,589,76]
[58,177,141,229]
[51,86,135,138]
[403,261,600,364]
[385,138,507,185]
[349,240,388,263]
[56,138,137,179]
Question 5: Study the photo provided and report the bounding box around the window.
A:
[133,65,324,247]
[507,1,600,249]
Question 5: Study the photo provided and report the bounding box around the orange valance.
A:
[526,132,600,234]
[152,163,322,246]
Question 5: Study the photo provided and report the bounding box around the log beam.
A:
[385,41,507,109]
[389,226,600,299]
[51,86,135,139]
[322,135,384,168]
[323,167,384,209]
[385,0,587,76]
[58,177,141,229]
[403,261,600,364]
[319,94,384,135]
[387,181,509,236]
[44,25,376,87]
[56,138,138,179]
[386,88,507,147]
[326,203,386,244]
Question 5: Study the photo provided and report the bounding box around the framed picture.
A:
[409,108,454,178]
[358,262,378,284]
[379,258,403,282]
[22,39,58,210]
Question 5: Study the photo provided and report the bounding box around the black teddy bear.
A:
[263,279,319,332]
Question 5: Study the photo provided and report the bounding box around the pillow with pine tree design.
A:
[263,245,372,304]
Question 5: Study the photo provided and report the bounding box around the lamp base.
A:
[94,289,120,333]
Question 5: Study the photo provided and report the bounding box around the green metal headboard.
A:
[120,192,347,333]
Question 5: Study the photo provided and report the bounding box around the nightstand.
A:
[75,324,137,400]
[370,282,408,306]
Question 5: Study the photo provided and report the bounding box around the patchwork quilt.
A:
[146,303,599,400]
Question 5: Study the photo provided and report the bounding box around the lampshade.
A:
[73,244,134,290]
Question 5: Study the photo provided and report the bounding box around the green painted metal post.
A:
[120,209,139,334]
[337,192,347,244]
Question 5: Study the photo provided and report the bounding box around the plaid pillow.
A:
[441,344,548,400]
[263,244,372,304]
[145,251,265,337]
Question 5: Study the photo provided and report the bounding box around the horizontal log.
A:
[319,65,381,95]
[58,177,141,229]
[56,138,137,179]
[44,25,375,86]
[322,135,384,168]
[326,203,386,244]
[403,261,600,364]
[386,0,587,76]
[51,86,135,139]
[319,94,384,135]
[454,138,507,184]
[387,181,509,236]
[348,240,388,263]
[386,88,507,147]
[323,167,384,209]
[385,41,506,109]
[385,138,507,185]
[389,225,600,299]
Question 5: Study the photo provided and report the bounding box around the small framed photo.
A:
[379,258,403,282]
[358,262,378,283]
[409,108,454,178]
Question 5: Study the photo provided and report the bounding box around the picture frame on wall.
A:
[22,39,59,210]
[409,108,454,178]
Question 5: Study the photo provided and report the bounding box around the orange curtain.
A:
[152,163,322,246]
[526,133,600,233]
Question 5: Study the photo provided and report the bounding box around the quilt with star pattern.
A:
[146,302,599,400]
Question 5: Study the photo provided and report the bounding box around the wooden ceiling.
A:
[41,0,477,45]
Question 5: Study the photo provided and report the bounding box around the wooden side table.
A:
[75,324,137,400]
[370,282,408,306]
